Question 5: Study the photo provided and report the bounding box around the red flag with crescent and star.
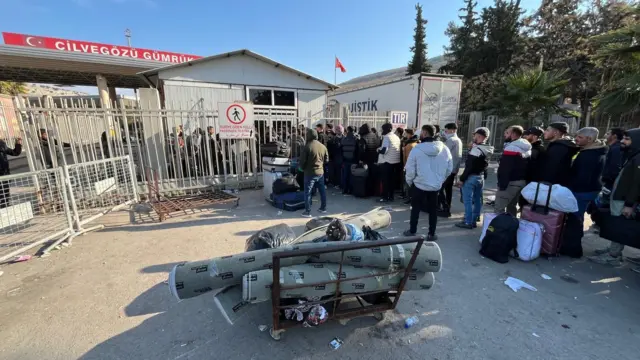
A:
[335,57,346,73]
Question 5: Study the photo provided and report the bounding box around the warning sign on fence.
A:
[390,111,408,129]
[218,102,254,139]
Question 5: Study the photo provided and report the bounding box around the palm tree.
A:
[484,68,577,123]
[0,81,27,96]
[590,6,639,115]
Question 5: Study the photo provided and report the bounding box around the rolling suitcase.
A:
[260,141,290,158]
[351,164,368,198]
[521,182,565,256]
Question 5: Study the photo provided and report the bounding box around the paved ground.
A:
[1,177,639,360]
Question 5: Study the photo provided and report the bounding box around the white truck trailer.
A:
[329,72,463,129]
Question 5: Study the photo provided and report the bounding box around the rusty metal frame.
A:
[270,236,425,335]
[145,167,239,221]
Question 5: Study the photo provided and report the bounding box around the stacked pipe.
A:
[167,209,442,324]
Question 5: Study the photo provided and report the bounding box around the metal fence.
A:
[0,167,74,262]
[8,98,394,194]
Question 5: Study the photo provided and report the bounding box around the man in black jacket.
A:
[569,127,607,222]
[495,125,531,216]
[327,125,343,188]
[315,123,327,145]
[0,138,22,208]
[601,127,624,190]
[340,126,359,194]
[358,123,381,196]
[523,127,545,183]
[456,127,494,229]
[540,122,579,186]
[589,128,640,267]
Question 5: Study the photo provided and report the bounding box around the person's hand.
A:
[15,138,22,145]
[622,206,635,218]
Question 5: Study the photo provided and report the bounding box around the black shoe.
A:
[427,234,438,241]
[437,210,451,218]
[475,216,481,223]
[403,229,416,237]
[379,198,390,203]
[403,199,411,205]
[455,222,474,229]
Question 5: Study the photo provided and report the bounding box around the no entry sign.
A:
[218,102,254,139]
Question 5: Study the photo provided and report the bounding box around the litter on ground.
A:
[504,277,538,292]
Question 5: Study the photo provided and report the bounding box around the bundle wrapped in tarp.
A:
[307,241,442,273]
[293,208,392,244]
[242,263,435,303]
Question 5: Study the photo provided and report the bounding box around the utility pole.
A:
[125,28,132,47]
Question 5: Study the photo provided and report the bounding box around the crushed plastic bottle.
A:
[404,316,419,328]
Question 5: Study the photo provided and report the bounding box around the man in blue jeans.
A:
[456,127,494,229]
[298,128,329,217]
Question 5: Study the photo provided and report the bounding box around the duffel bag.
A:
[261,141,290,158]
[273,174,299,194]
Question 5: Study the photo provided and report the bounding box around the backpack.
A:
[479,213,519,263]
[559,213,584,258]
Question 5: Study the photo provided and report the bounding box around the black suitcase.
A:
[351,173,367,198]
[261,141,290,158]
[272,174,299,195]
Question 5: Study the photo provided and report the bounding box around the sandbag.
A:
[521,182,578,213]
[307,241,442,273]
[214,285,254,325]
[244,223,297,251]
[242,263,435,303]
[293,208,392,244]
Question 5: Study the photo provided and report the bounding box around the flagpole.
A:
[334,55,337,85]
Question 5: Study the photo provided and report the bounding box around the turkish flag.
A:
[335,57,346,73]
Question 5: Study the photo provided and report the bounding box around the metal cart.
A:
[269,235,425,340]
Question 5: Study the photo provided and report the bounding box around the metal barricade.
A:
[63,156,138,231]
[0,167,74,263]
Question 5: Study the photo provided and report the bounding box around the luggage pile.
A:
[262,152,305,211]
[167,208,442,325]
[479,182,583,263]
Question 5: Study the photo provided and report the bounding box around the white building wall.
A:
[329,75,421,127]
[297,90,327,118]
[158,55,328,91]
[163,80,244,111]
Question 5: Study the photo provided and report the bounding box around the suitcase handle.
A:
[531,182,552,215]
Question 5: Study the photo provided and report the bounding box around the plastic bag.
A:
[344,223,364,242]
[521,182,578,213]
[305,216,336,231]
[362,226,385,241]
[244,223,297,251]
[304,305,328,327]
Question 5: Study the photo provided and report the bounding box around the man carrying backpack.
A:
[456,127,494,229]
[403,125,452,241]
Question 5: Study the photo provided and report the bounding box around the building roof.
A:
[138,49,338,90]
[331,72,463,96]
[0,45,166,88]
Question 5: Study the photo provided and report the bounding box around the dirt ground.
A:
[1,177,640,360]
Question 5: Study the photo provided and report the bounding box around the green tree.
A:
[484,68,578,123]
[0,81,27,96]
[407,4,432,75]
[443,0,479,77]
[590,4,640,115]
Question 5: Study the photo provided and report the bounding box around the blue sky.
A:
[2,0,541,94]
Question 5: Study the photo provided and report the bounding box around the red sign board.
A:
[2,32,201,64]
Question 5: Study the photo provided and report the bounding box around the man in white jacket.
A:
[403,124,453,241]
